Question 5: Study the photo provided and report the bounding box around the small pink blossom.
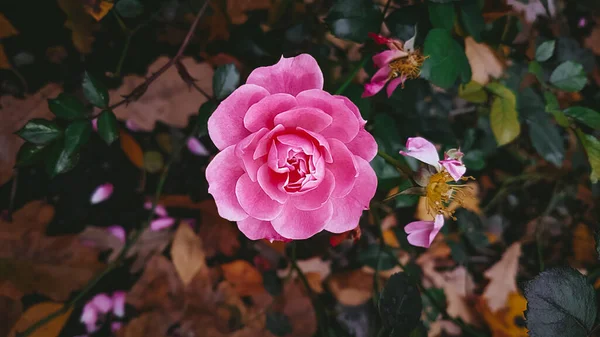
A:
[91,294,112,314]
[405,214,444,248]
[112,291,126,318]
[187,137,209,156]
[206,54,378,241]
[90,183,113,204]
[150,217,175,231]
[144,201,168,217]
[80,291,126,333]
[578,17,587,28]
[107,225,126,243]
[80,302,98,333]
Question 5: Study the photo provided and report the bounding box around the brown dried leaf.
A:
[281,281,317,337]
[0,295,22,337]
[475,292,528,337]
[570,223,597,267]
[222,260,265,297]
[465,37,504,86]
[8,302,72,337]
[107,57,213,131]
[116,311,174,337]
[57,0,97,54]
[482,242,522,312]
[328,269,374,306]
[171,223,207,286]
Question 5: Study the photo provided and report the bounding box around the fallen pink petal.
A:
[112,291,126,317]
[150,217,175,231]
[90,183,113,204]
[144,201,168,217]
[107,225,126,243]
[187,137,209,156]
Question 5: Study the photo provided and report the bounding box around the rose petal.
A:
[325,156,377,233]
[237,217,289,241]
[150,217,175,231]
[206,146,249,221]
[273,107,333,132]
[91,294,112,314]
[386,76,405,97]
[235,128,269,182]
[334,95,366,126]
[207,84,270,150]
[90,183,113,204]
[244,93,297,132]
[107,226,126,243]
[144,201,168,217]
[405,214,444,248]
[236,174,284,221]
[373,50,407,68]
[327,139,358,198]
[345,130,377,161]
[246,54,324,95]
[296,90,359,142]
[440,159,467,181]
[253,124,285,160]
[81,303,98,332]
[112,291,126,318]
[271,201,333,239]
[257,164,289,203]
[291,169,335,211]
[400,137,441,170]
[187,137,209,156]
[362,67,391,98]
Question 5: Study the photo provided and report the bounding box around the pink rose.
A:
[206,54,378,241]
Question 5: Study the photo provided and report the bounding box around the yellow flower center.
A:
[388,52,427,82]
[425,171,474,220]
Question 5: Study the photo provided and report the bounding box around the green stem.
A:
[334,55,369,95]
[114,34,132,78]
[535,183,562,273]
[377,150,412,177]
[290,243,329,337]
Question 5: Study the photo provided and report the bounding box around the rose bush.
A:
[206,54,378,241]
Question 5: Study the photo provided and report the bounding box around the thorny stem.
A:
[289,242,329,337]
[15,4,211,336]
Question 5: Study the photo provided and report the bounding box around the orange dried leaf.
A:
[221,260,264,297]
[0,13,18,39]
[120,130,144,168]
[9,302,72,337]
[476,292,528,337]
[84,1,114,21]
[571,223,597,267]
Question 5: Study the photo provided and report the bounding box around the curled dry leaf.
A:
[0,201,104,302]
[0,84,59,185]
[465,37,504,85]
[57,0,97,54]
[107,57,213,131]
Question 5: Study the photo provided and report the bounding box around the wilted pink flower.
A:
[90,183,113,204]
[150,217,175,231]
[363,34,427,98]
[400,137,473,248]
[187,137,209,156]
[80,291,126,333]
[107,225,126,243]
[206,54,377,241]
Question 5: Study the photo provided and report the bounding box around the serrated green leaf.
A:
[378,272,422,333]
[421,29,471,89]
[116,0,144,18]
[428,2,455,30]
[576,129,600,183]
[266,312,293,337]
[458,81,488,103]
[536,40,555,62]
[83,72,109,108]
[16,143,48,167]
[64,120,92,154]
[97,110,119,145]
[325,0,381,43]
[564,107,600,130]
[527,114,565,167]
[459,0,484,41]
[213,64,240,100]
[48,93,87,120]
[16,119,63,144]
[524,267,596,337]
[45,141,79,177]
[550,61,587,92]
[487,83,520,146]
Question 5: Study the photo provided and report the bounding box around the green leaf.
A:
[82,71,109,108]
[45,141,79,177]
[16,119,63,144]
[459,0,484,42]
[266,312,293,337]
[528,61,544,83]
[576,129,600,183]
[428,2,455,30]
[325,0,381,43]
[64,120,92,155]
[458,81,488,103]
[524,267,597,337]
[384,5,421,42]
[116,0,144,18]
[378,272,422,334]
[97,110,119,145]
[564,107,600,130]
[486,83,520,146]
[421,29,471,89]
[527,114,565,167]
[536,40,555,62]
[549,61,587,92]
[463,150,485,170]
[213,64,240,100]
[48,93,87,120]
[196,101,218,137]
[144,151,164,173]
[358,245,397,270]
[448,240,468,264]
[395,179,420,208]
[16,143,48,167]
[544,91,570,127]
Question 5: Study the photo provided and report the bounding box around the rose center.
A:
[284,151,318,192]
[425,171,474,220]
